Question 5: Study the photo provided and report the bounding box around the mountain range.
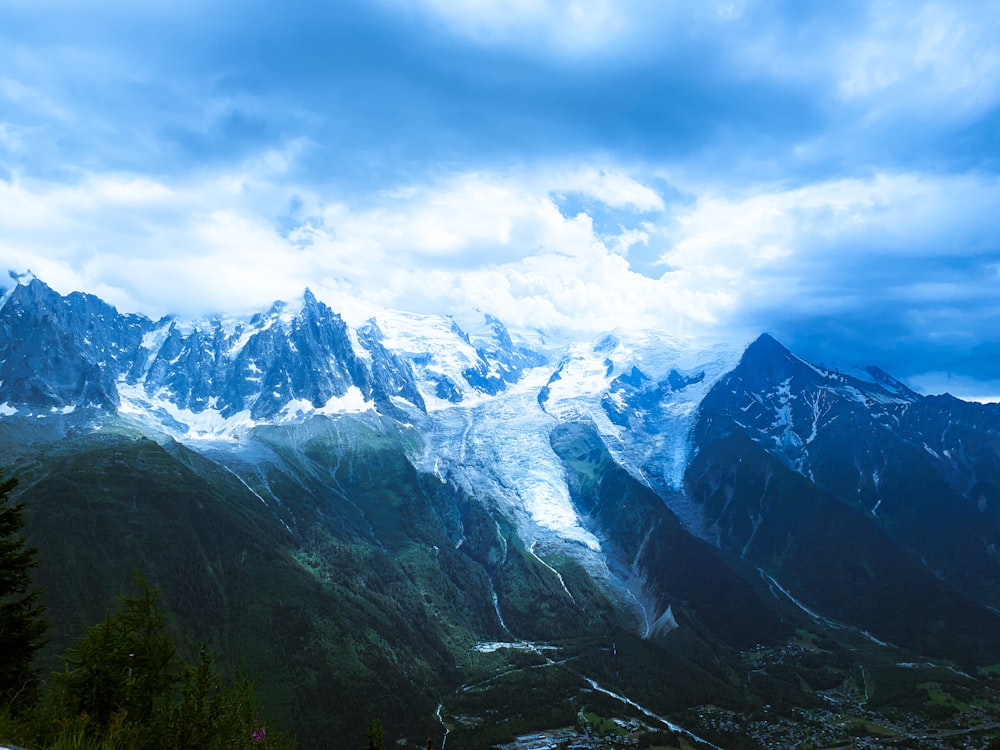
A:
[3,273,1000,749]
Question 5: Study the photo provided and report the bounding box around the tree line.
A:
[0,468,295,750]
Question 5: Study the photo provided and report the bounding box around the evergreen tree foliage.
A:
[363,719,384,750]
[0,545,294,750]
[170,645,277,750]
[0,467,47,712]
[45,572,294,750]
[56,572,176,731]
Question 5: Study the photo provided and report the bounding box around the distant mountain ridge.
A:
[4,275,1000,749]
[0,275,540,430]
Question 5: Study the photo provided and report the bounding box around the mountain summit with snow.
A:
[0,277,547,435]
[4,277,1000,748]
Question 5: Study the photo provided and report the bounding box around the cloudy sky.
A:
[1,1,999,399]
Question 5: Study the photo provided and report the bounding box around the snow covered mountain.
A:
[0,275,543,435]
[5,274,1000,748]
[0,275,744,593]
[4,274,1000,612]
[698,332,1000,608]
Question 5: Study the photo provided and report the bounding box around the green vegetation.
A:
[794,629,819,648]
[0,570,293,750]
[841,717,894,738]
[581,711,626,736]
[363,719,384,750]
[0,467,48,713]
[5,419,1000,749]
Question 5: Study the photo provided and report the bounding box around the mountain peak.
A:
[745,332,789,355]
[3,273,62,310]
[737,333,799,373]
[8,269,38,286]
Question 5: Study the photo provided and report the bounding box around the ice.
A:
[118,379,375,442]
[139,322,172,352]
[229,319,273,357]
[365,308,531,411]
[541,330,742,526]
[773,377,792,429]
[370,310,482,369]
[473,641,556,653]
[117,381,259,442]
[135,320,175,377]
[805,390,826,444]
[415,366,600,551]
[346,327,373,364]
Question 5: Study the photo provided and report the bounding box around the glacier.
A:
[0,277,750,636]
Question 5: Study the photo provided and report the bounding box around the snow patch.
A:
[117,381,259,441]
[278,387,373,420]
[649,604,678,636]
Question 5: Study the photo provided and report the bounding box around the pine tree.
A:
[364,718,384,750]
[54,573,296,749]
[57,571,177,730]
[0,468,47,712]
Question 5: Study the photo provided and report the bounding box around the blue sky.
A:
[1,0,999,399]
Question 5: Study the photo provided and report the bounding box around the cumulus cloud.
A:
[662,172,1000,277]
[2,0,1000,395]
[0,162,668,324]
[6,155,997,372]
[656,172,1000,364]
[281,166,722,336]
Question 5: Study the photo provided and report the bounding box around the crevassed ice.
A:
[416,367,601,551]
[542,332,742,496]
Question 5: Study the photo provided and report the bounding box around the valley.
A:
[2,277,1000,749]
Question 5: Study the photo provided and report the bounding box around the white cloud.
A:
[660,171,1000,288]
[390,0,633,55]
[327,175,562,258]
[384,0,758,60]
[0,165,313,316]
[549,167,665,212]
[836,2,1000,119]
[0,77,73,121]
[0,156,731,338]
[3,156,999,358]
